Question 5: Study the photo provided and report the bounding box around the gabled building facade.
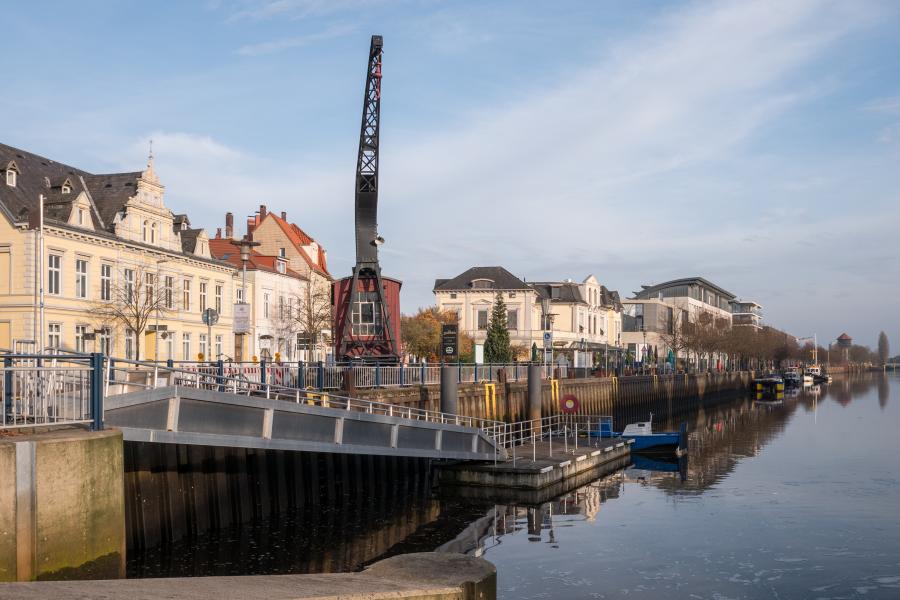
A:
[0,142,234,360]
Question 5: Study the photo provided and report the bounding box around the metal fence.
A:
[158,360,567,391]
[1,353,104,430]
[104,357,503,432]
[481,414,615,464]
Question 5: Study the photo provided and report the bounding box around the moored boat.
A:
[592,414,687,453]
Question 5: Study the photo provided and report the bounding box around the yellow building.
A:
[0,142,237,361]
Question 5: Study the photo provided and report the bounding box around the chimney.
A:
[225,212,234,238]
[259,205,267,220]
[280,211,287,220]
[215,227,222,239]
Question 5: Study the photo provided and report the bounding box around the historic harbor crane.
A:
[333,35,401,362]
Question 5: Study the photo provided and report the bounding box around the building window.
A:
[279,296,285,319]
[279,247,286,258]
[62,183,71,194]
[477,309,489,330]
[124,268,135,303]
[351,291,382,336]
[47,254,61,295]
[124,330,135,360]
[142,220,149,242]
[199,334,208,359]
[215,284,223,313]
[101,263,112,301]
[165,276,174,309]
[507,309,518,331]
[215,335,223,359]
[75,325,87,353]
[182,333,191,361]
[236,287,243,303]
[150,222,157,244]
[182,279,191,311]
[75,259,88,298]
[47,323,61,350]
[508,292,516,298]
[5,169,16,187]
[199,281,207,312]
[470,279,494,289]
[276,261,285,274]
[449,293,457,299]
[77,207,85,225]
[99,327,111,356]
[263,292,269,318]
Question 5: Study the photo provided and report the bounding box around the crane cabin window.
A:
[351,291,382,336]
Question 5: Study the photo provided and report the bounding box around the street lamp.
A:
[154,259,169,363]
[231,237,260,361]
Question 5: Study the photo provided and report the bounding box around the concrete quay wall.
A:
[354,371,756,424]
[0,552,496,600]
[0,426,125,582]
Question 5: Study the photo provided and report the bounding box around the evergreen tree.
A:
[483,292,512,363]
[878,331,890,365]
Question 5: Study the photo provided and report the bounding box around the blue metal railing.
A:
[1,352,104,431]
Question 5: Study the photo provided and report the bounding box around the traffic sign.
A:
[561,394,580,414]
[543,331,553,349]
[202,308,219,326]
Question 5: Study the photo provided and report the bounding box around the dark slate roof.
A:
[0,141,142,230]
[530,281,586,303]
[83,172,142,227]
[180,229,202,254]
[433,266,531,291]
[632,276,735,300]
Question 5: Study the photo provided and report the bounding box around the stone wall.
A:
[0,426,125,582]
[352,371,756,426]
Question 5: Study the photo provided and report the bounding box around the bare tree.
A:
[659,308,690,371]
[293,280,333,361]
[93,262,173,361]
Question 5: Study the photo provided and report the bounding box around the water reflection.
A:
[130,374,900,599]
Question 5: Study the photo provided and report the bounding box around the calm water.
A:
[129,373,900,599]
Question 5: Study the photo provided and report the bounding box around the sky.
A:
[3,0,900,350]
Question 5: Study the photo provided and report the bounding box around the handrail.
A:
[105,357,503,431]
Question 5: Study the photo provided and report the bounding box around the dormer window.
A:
[61,179,72,194]
[77,208,85,225]
[470,279,494,290]
[276,260,286,274]
[4,162,18,187]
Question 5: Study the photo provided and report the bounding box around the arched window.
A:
[142,220,149,242]
[150,222,157,244]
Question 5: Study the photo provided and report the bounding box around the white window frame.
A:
[47,323,61,350]
[164,275,174,310]
[75,258,88,299]
[182,278,191,312]
[199,281,208,312]
[124,268,135,303]
[75,325,87,353]
[100,263,112,301]
[5,169,16,187]
[47,254,61,295]
[182,332,191,361]
[215,283,223,313]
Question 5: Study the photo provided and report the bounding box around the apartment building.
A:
[0,142,234,360]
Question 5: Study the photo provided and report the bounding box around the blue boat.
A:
[591,414,687,453]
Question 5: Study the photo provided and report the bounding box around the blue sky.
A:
[3,0,900,350]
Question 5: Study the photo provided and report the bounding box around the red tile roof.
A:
[209,238,307,279]
[266,213,331,278]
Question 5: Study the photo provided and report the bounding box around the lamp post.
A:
[154,259,169,363]
[231,237,260,361]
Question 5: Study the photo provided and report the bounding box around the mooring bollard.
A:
[440,364,458,415]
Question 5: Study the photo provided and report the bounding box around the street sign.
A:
[561,394,580,414]
[233,303,250,334]
[441,324,458,360]
[543,331,553,349]
[202,308,219,326]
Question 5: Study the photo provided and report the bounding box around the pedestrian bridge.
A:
[105,385,505,462]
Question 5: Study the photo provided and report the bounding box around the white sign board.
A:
[474,344,484,364]
[233,303,251,334]
[543,331,553,349]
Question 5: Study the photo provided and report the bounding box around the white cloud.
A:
[236,22,357,56]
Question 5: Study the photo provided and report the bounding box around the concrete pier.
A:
[0,426,125,582]
[0,552,496,600]
[438,436,632,491]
